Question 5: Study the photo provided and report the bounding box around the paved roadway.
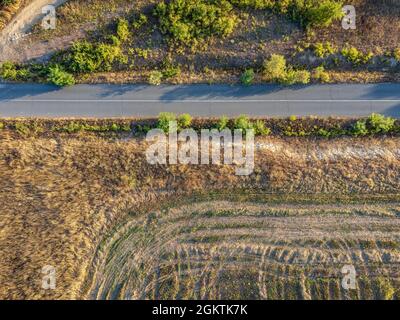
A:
[0,83,399,118]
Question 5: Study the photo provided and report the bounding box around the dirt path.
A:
[0,0,68,60]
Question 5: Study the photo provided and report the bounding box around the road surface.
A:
[0,83,400,118]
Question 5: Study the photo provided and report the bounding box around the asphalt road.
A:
[1,83,400,118]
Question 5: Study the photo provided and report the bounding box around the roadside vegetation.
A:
[1,0,399,85]
[1,113,398,139]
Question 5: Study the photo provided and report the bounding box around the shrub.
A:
[0,61,29,81]
[47,65,75,86]
[132,13,148,29]
[178,113,192,128]
[352,120,368,137]
[240,68,255,86]
[148,70,163,85]
[313,42,336,58]
[263,54,287,81]
[0,61,17,80]
[154,0,237,45]
[217,116,229,131]
[284,69,310,85]
[368,113,395,134]
[116,18,130,42]
[296,0,344,28]
[341,47,374,65]
[253,119,271,135]
[312,66,330,82]
[234,115,253,131]
[157,112,176,133]
[162,63,181,79]
[230,0,343,28]
[263,54,310,85]
[64,40,125,73]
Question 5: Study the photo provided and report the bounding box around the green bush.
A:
[47,65,75,87]
[64,40,125,73]
[116,18,130,42]
[312,66,330,83]
[352,120,368,137]
[313,42,336,58]
[217,116,229,131]
[263,54,287,81]
[352,114,396,136]
[296,0,344,28]
[148,70,163,85]
[0,61,29,81]
[162,62,181,79]
[284,69,310,85]
[240,69,255,86]
[178,113,193,128]
[0,61,17,80]
[157,112,177,133]
[132,13,148,29]
[230,0,343,28]
[263,54,310,85]
[234,115,253,131]
[341,47,374,65]
[368,113,395,134]
[253,119,271,135]
[154,0,237,45]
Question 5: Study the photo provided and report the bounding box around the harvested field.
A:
[84,201,400,300]
[0,129,399,299]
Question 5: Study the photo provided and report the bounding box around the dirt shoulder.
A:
[0,0,68,59]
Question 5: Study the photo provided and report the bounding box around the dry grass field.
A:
[0,126,399,299]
